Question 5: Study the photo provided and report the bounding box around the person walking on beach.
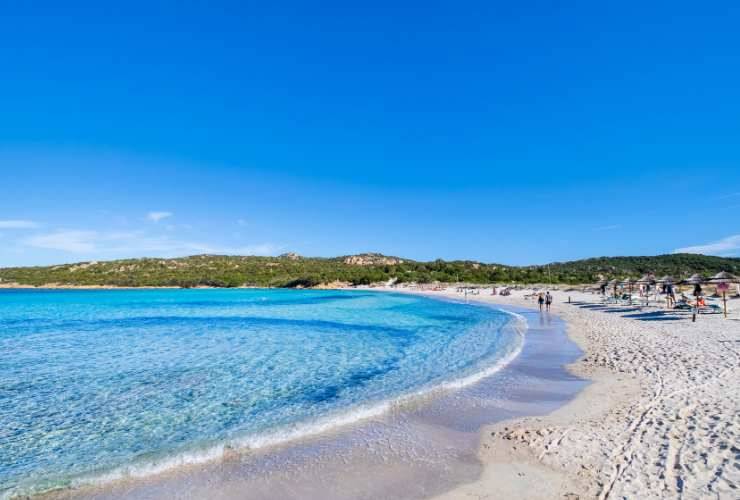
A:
[538,293,545,311]
[545,291,553,311]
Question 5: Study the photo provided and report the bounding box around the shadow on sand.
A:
[568,302,691,322]
[599,307,642,313]
[621,310,683,322]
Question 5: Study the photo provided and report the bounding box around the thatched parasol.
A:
[682,274,706,312]
[636,274,655,284]
[706,271,739,318]
[635,274,655,305]
[707,271,739,283]
[621,277,637,304]
[682,273,705,285]
[681,274,707,322]
[594,278,608,295]
[654,276,676,307]
[607,279,620,298]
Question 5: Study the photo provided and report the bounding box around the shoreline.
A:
[13,286,736,498]
[426,289,626,499]
[34,291,586,500]
[371,287,606,498]
[38,300,526,498]
[425,287,739,499]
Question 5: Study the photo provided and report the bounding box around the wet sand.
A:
[45,301,586,500]
[433,288,739,500]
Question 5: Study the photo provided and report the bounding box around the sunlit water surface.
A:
[0,289,521,497]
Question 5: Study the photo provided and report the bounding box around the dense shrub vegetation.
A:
[0,253,738,288]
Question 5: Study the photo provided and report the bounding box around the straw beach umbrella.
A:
[656,275,676,307]
[682,273,705,296]
[637,273,655,284]
[681,274,705,322]
[707,271,739,318]
[656,275,675,293]
[607,279,619,298]
[621,277,637,304]
[708,271,738,282]
[636,274,655,305]
[683,273,705,284]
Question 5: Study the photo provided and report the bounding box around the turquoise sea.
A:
[0,289,523,497]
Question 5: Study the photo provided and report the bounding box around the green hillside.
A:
[0,253,738,288]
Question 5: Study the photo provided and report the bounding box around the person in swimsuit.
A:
[545,291,553,311]
[538,293,545,311]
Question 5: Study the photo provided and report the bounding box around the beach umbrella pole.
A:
[723,291,727,318]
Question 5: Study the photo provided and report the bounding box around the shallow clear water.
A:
[0,289,521,497]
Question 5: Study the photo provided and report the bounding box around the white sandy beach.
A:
[416,287,740,499]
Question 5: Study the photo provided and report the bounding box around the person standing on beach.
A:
[545,291,553,311]
[667,283,676,308]
[538,293,545,311]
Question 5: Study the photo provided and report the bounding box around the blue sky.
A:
[1,1,739,267]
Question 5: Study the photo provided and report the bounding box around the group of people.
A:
[603,281,714,309]
[537,291,553,311]
[649,283,678,307]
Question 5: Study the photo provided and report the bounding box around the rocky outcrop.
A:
[342,253,404,266]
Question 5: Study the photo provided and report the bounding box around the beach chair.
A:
[617,294,635,305]
[698,304,723,314]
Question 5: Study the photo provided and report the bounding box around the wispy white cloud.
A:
[23,229,280,258]
[0,219,39,229]
[146,211,173,223]
[674,234,740,257]
[593,224,622,231]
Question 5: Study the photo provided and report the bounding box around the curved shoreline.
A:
[38,291,586,500]
[428,290,603,500]
[33,299,526,498]
[433,288,739,500]
[9,290,526,499]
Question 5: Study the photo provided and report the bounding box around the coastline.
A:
[422,287,739,499]
[13,286,736,498]
[33,291,586,499]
